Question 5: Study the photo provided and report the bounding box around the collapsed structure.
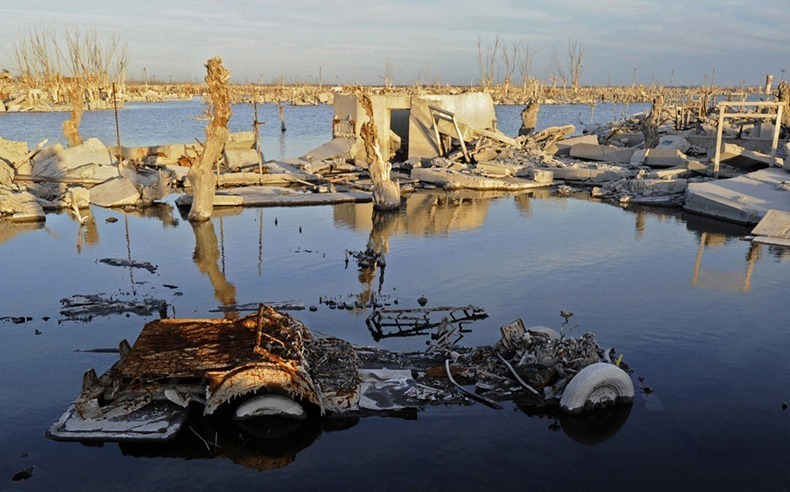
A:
[1,88,788,241]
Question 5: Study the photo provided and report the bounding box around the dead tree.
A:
[357,90,401,211]
[567,40,584,95]
[62,82,85,147]
[519,79,543,136]
[187,57,232,222]
[642,94,665,149]
[777,81,790,131]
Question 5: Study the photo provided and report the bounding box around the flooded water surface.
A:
[0,102,788,490]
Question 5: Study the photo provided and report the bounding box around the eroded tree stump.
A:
[357,90,400,211]
[187,57,232,222]
[62,83,85,147]
[642,94,664,149]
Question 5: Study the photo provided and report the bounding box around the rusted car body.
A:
[49,305,359,441]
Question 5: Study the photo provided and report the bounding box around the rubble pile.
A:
[2,90,788,225]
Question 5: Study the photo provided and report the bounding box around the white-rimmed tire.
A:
[560,363,634,414]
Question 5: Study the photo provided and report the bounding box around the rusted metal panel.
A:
[113,305,321,414]
[116,306,311,379]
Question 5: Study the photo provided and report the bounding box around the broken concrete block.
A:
[550,167,634,182]
[643,149,688,168]
[224,131,255,150]
[685,169,790,224]
[686,160,709,175]
[713,143,779,171]
[0,190,45,222]
[32,138,118,181]
[473,147,498,162]
[656,135,690,153]
[528,169,554,183]
[223,148,261,170]
[0,137,28,170]
[548,134,598,156]
[610,132,645,147]
[0,160,14,186]
[89,177,140,208]
[630,149,648,166]
[570,143,635,163]
[175,192,244,207]
[626,178,688,196]
[750,122,776,139]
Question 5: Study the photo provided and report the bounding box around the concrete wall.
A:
[332,94,410,161]
[408,93,498,159]
[332,92,498,162]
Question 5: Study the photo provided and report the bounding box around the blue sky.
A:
[2,0,788,86]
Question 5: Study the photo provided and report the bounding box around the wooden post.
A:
[713,104,725,179]
[771,105,783,167]
[253,96,264,183]
[112,83,122,177]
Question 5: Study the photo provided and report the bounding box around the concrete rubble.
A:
[1,90,788,226]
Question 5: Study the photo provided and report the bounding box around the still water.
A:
[0,101,788,490]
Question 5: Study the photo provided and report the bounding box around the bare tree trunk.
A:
[62,83,84,147]
[642,94,664,149]
[357,90,400,211]
[519,98,540,136]
[777,81,790,130]
[187,57,232,222]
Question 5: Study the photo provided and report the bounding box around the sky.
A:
[1,0,788,87]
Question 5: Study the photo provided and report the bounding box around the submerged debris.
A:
[49,304,633,449]
[59,294,168,321]
[98,258,158,274]
[365,305,488,341]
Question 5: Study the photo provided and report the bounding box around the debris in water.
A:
[98,258,158,274]
[59,294,168,321]
[418,295,428,307]
[12,466,34,481]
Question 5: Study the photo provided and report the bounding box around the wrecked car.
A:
[47,304,634,444]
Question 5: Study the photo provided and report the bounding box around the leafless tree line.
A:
[12,24,128,105]
[476,35,585,95]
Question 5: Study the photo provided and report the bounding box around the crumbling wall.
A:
[408,93,498,159]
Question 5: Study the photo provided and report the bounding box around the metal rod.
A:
[112,82,122,177]
[445,359,502,409]
[495,352,543,399]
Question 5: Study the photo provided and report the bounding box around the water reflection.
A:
[691,232,762,292]
[75,216,99,254]
[334,189,508,236]
[119,415,327,472]
[113,400,630,473]
[191,219,238,317]
[0,219,46,245]
[127,202,181,228]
